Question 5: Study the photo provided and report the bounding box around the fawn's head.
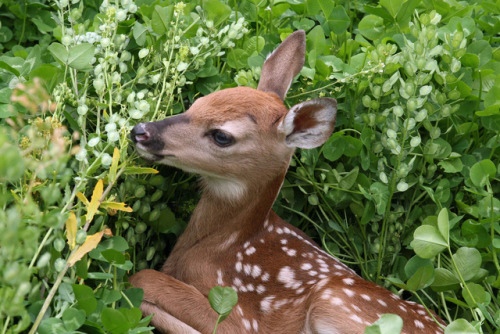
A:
[131,31,337,200]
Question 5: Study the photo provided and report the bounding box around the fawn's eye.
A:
[209,130,235,147]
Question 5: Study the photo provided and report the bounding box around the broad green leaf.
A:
[38,318,66,334]
[484,75,500,110]
[444,319,479,334]
[364,314,403,334]
[208,286,238,318]
[328,6,350,35]
[323,135,345,162]
[358,15,384,41]
[438,159,463,173]
[340,167,359,190]
[469,159,496,187]
[68,43,95,71]
[462,283,490,308]
[307,25,328,55]
[102,249,126,265]
[133,22,148,46]
[460,54,479,68]
[467,40,492,67]
[370,182,389,215]
[151,5,173,35]
[0,61,20,76]
[343,136,363,157]
[72,284,97,314]
[203,0,231,26]
[47,42,68,65]
[411,225,448,259]
[431,268,460,292]
[124,166,159,175]
[380,0,403,18]
[452,247,481,282]
[101,308,130,334]
[406,265,434,291]
[437,208,449,244]
[243,36,265,54]
[62,308,86,331]
[404,256,432,279]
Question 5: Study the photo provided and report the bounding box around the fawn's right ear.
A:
[278,98,337,149]
[257,30,306,100]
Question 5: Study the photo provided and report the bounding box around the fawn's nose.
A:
[131,123,150,143]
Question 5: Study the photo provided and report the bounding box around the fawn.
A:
[129,30,445,334]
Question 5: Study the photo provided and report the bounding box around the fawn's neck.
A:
[185,170,288,246]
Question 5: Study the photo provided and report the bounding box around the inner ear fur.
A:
[257,30,306,100]
[279,98,337,149]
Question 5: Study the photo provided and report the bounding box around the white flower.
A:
[101,37,110,47]
[137,91,145,99]
[127,92,135,103]
[116,9,127,21]
[109,114,120,123]
[151,74,161,83]
[107,131,120,142]
[77,105,88,115]
[177,62,188,72]
[88,137,100,147]
[119,62,127,73]
[105,123,117,132]
[128,3,137,13]
[386,129,397,139]
[200,37,209,45]
[101,153,113,166]
[379,172,388,184]
[129,109,143,119]
[118,118,128,127]
[62,35,72,46]
[415,109,427,122]
[93,78,105,91]
[75,147,87,161]
[397,181,409,192]
[136,100,150,112]
[190,46,199,55]
[111,72,121,84]
[138,48,149,58]
[410,136,421,147]
[121,0,130,6]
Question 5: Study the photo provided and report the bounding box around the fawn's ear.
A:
[257,30,306,100]
[278,98,337,149]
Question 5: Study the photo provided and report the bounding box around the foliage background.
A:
[0,0,499,333]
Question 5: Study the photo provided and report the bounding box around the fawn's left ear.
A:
[278,98,337,149]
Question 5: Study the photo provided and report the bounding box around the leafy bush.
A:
[0,0,499,333]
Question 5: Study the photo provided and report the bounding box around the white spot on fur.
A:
[242,318,251,330]
[350,314,363,323]
[235,262,242,272]
[417,309,426,315]
[237,252,243,261]
[361,294,371,301]
[343,288,355,297]
[245,247,256,256]
[399,304,407,312]
[244,264,252,275]
[301,263,312,270]
[256,285,266,294]
[276,227,283,234]
[277,266,302,289]
[331,297,343,306]
[280,239,288,245]
[352,305,361,312]
[251,265,262,278]
[261,272,270,282]
[219,232,238,250]
[321,289,333,300]
[308,270,318,276]
[246,283,254,292]
[342,278,355,285]
[286,249,297,256]
[377,299,387,307]
[260,296,275,313]
[216,269,224,285]
[243,241,250,249]
[252,319,258,331]
[267,225,274,232]
[236,305,244,316]
[233,278,242,287]
[415,320,425,328]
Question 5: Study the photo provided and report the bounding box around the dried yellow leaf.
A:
[76,192,89,206]
[65,212,77,250]
[100,201,133,212]
[109,147,120,182]
[86,180,103,224]
[67,230,105,266]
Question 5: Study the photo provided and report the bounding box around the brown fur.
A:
[129,31,445,334]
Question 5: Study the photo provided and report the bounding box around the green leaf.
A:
[151,5,173,36]
[208,286,238,318]
[226,49,249,69]
[406,265,434,291]
[122,288,144,308]
[380,0,404,18]
[453,247,482,282]
[438,158,463,173]
[203,0,231,27]
[101,308,131,334]
[307,25,328,55]
[462,283,490,308]
[469,159,496,187]
[133,22,148,46]
[437,208,449,244]
[343,136,362,157]
[467,40,492,67]
[62,308,86,331]
[243,36,265,54]
[328,6,350,35]
[0,61,21,76]
[47,42,68,65]
[460,54,479,68]
[102,249,126,265]
[68,44,95,71]
[444,319,479,334]
[431,268,460,292]
[72,284,97,314]
[323,134,345,162]
[364,314,403,334]
[0,26,13,43]
[38,318,66,334]
[411,225,448,259]
[358,15,385,41]
[370,182,389,215]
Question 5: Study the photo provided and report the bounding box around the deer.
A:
[128,30,446,334]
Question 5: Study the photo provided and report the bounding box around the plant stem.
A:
[212,315,222,334]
